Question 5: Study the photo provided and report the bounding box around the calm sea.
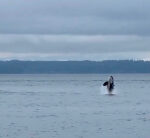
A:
[0,74,150,138]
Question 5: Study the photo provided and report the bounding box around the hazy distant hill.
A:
[0,60,149,74]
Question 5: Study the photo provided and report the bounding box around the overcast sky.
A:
[0,0,150,61]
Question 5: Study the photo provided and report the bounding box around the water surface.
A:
[0,74,150,138]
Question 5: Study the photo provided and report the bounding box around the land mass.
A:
[0,60,149,74]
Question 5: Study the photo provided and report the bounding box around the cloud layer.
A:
[0,34,149,60]
[0,0,150,60]
[0,0,150,35]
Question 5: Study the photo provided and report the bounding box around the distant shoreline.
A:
[0,60,149,74]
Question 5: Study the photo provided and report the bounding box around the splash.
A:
[100,85,118,95]
[100,85,108,95]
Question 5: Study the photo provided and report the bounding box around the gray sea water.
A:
[0,74,150,138]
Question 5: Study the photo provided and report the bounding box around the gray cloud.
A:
[0,0,150,35]
[0,34,149,53]
[0,34,149,60]
[0,0,150,60]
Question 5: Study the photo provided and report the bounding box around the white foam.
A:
[100,85,118,95]
[100,85,108,95]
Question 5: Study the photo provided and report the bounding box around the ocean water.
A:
[0,74,150,138]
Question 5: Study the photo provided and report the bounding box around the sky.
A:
[0,0,150,61]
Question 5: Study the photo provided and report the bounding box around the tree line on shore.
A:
[0,60,149,74]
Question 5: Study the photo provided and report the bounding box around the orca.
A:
[103,76,114,93]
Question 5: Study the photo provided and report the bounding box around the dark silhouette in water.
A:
[103,76,114,93]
